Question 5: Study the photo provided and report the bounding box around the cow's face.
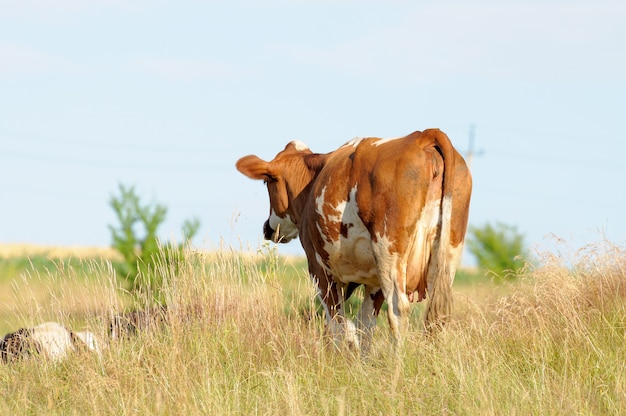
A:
[236,141,311,243]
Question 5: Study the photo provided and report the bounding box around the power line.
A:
[0,129,222,155]
[0,147,228,172]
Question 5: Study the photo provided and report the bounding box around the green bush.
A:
[466,221,530,279]
[108,184,200,303]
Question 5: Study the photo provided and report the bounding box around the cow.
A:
[0,321,101,363]
[236,128,472,354]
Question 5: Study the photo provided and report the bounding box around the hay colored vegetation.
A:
[0,242,625,415]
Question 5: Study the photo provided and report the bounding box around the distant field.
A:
[0,243,121,260]
[1,241,624,415]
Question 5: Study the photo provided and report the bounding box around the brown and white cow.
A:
[236,129,471,353]
[1,321,101,363]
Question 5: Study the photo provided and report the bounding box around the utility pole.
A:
[465,123,483,169]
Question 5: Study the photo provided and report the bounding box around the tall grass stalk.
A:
[1,242,625,415]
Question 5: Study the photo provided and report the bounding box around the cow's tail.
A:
[424,129,456,331]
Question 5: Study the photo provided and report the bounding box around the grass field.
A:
[0,241,625,415]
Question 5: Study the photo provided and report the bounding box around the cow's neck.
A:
[287,153,328,227]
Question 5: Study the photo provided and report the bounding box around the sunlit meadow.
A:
[0,241,625,415]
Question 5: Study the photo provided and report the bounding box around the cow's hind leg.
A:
[372,246,411,347]
[386,278,410,347]
[355,286,384,357]
[314,277,360,353]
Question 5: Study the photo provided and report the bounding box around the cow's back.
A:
[300,133,444,290]
[303,131,471,305]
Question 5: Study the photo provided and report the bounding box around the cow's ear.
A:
[236,155,274,180]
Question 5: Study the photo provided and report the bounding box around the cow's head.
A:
[236,140,314,243]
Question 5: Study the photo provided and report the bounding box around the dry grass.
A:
[0,256,124,335]
[1,241,625,415]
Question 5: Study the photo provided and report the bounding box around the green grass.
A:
[1,242,625,415]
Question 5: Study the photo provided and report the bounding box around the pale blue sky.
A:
[1,1,625,263]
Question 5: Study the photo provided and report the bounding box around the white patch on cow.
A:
[438,198,463,285]
[371,232,398,296]
[2,322,102,362]
[441,195,452,217]
[341,136,401,149]
[424,195,456,289]
[268,209,299,242]
[371,232,410,340]
[447,242,464,285]
[408,198,442,292]
[314,186,343,224]
[314,186,328,217]
[30,322,75,361]
[372,136,401,147]
[290,140,309,151]
[26,322,100,361]
[315,185,378,286]
[74,331,102,356]
[341,137,366,148]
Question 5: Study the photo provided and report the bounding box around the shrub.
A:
[466,221,530,279]
[108,184,200,303]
